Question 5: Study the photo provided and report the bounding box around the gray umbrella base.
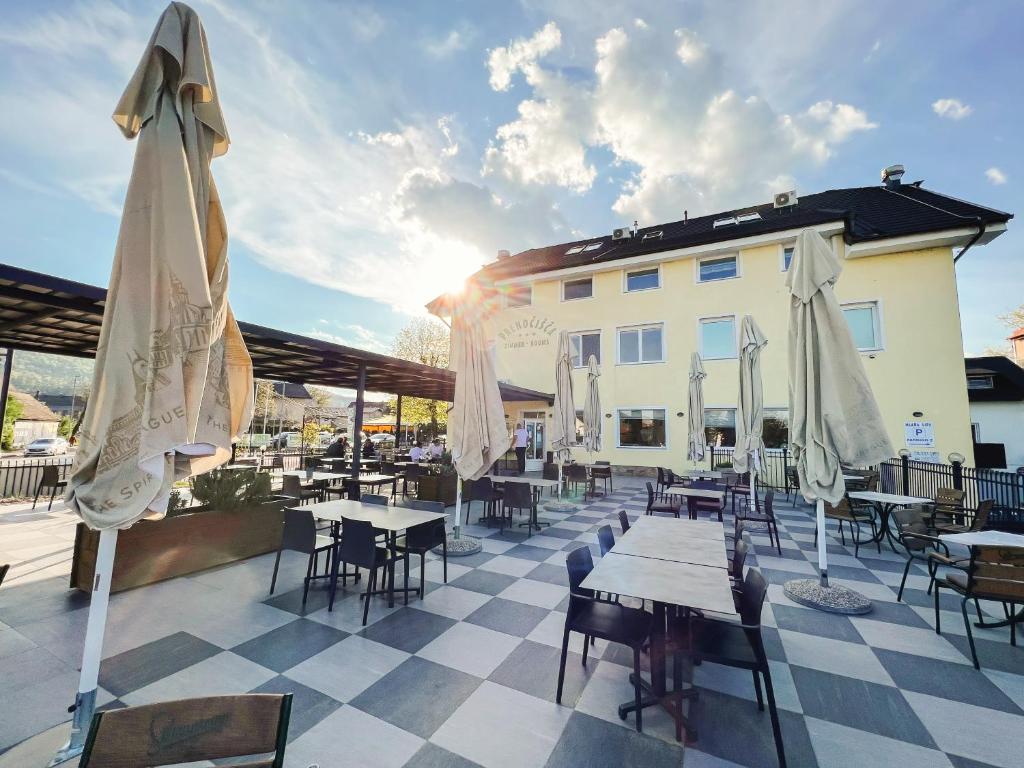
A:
[783,578,873,615]
[543,500,578,512]
[435,534,482,557]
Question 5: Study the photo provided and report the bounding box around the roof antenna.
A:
[632,220,638,236]
[684,210,688,225]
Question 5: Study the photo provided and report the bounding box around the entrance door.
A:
[522,412,546,472]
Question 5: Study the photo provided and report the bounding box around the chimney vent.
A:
[881,164,905,188]
[497,249,511,260]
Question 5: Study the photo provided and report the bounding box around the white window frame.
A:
[696,252,741,283]
[561,276,594,302]
[504,284,532,308]
[780,243,795,272]
[840,299,885,352]
[616,323,665,365]
[967,375,995,390]
[569,330,602,369]
[623,265,662,293]
[616,406,669,450]
[698,314,738,360]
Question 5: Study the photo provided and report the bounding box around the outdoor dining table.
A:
[484,474,561,530]
[581,516,736,743]
[848,490,932,550]
[665,486,725,502]
[295,498,448,609]
[682,469,723,480]
[939,530,1024,630]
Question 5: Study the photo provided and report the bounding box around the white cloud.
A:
[423,25,474,59]
[986,167,1008,185]
[486,21,561,91]
[932,98,972,120]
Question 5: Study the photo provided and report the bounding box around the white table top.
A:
[842,474,864,482]
[294,499,447,531]
[222,464,259,471]
[630,515,726,541]
[614,519,728,568]
[349,473,397,485]
[848,491,931,506]
[665,487,725,501]
[940,530,1024,548]
[582,553,737,615]
[283,471,346,481]
[681,470,723,479]
[485,475,561,488]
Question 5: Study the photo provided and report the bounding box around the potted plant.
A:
[417,451,458,505]
[71,469,286,593]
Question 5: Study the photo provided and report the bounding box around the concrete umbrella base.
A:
[543,499,578,512]
[435,534,482,557]
[783,578,873,615]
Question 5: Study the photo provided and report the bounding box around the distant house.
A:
[9,391,61,447]
[965,356,1024,470]
[264,382,313,427]
[1010,327,1024,366]
[37,393,85,420]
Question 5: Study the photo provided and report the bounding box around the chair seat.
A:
[314,534,335,551]
[649,503,680,515]
[941,570,969,592]
[826,509,869,523]
[571,602,651,646]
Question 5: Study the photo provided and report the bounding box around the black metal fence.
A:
[880,457,1024,516]
[709,446,794,493]
[0,456,74,499]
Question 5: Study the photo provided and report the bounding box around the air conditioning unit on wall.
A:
[774,190,798,209]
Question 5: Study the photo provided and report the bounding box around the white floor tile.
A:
[904,691,1024,768]
[286,635,409,702]
[121,651,276,706]
[497,579,567,610]
[804,716,954,768]
[417,622,521,678]
[286,705,423,768]
[777,629,895,686]
[478,555,541,578]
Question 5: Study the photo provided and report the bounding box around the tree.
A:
[983,304,1024,359]
[58,416,74,439]
[307,386,334,408]
[2,395,23,450]
[389,318,450,439]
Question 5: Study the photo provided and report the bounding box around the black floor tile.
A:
[99,631,221,697]
[857,598,933,629]
[250,674,342,739]
[942,632,1024,675]
[0,575,91,627]
[488,639,594,706]
[504,544,559,562]
[232,619,347,673]
[405,743,483,768]
[349,656,481,738]
[262,584,332,617]
[525,563,570,586]
[541,526,586,540]
[449,569,518,595]
[357,607,456,653]
[874,649,1021,714]
[772,604,863,644]
[464,598,550,637]
[545,711,684,768]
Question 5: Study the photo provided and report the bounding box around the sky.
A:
[0,0,1020,358]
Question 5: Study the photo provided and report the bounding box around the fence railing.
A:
[709,446,793,493]
[0,456,74,499]
[880,457,1024,516]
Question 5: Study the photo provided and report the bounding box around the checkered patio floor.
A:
[1,480,1023,767]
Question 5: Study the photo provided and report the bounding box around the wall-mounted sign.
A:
[910,450,942,464]
[495,315,558,351]
[904,421,935,447]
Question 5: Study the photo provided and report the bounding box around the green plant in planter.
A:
[190,469,272,512]
[166,488,191,517]
[715,461,734,469]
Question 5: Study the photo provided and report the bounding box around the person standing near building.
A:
[512,422,529,474]
[410,441,425,462]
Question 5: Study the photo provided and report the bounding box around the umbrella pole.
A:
[816,498,829,588]
[454,480,462,540]
[52,528,118,765]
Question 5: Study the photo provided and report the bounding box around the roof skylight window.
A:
[713,217,737,228]
[583,242,603,252]
[736,212,762,223]
[565,245,585,255]
[641,231,664,240]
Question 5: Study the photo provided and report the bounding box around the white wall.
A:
[970,402,1024,470]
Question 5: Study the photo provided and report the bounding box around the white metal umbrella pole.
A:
[453,480,462,539]
[52,528,118,764]
[816,498,828,587]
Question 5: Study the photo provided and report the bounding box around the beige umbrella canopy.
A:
[687,352,707,463]
[582,354,601,454]
[550,330,577,463]
[733,315,767,479]
[68,1,253,530]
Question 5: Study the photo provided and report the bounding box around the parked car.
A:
[25,437,70,456]
[369,433,396,445]
[269,431,299,450]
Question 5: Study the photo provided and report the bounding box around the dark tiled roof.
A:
[477,183,1012,282]
[11,391,60,422]
[965,356,1024,402]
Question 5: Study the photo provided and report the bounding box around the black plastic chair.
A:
[565,464,591,499]
[618,510,631,534]
[269,509,335,604]
[597,524,615,556]
[891,505,947,602]
[557,547,652,732]
[687,569,786,767]
[685,493,723,522]
[396,500,448,601]
[501,481,535,536]
[729,539,749,589]
[646,482,681,517]
[464,477,502,525]
[338,518,390,622]
[402,465,423,499]
[737,490,782,556]
[281,474,320,505]
[543,462,560,496]
[33,465,67,510]
[363,494,389,506]
[591,464,613,496]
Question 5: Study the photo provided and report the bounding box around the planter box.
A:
[71,499,288,594]
[417,473,457,506]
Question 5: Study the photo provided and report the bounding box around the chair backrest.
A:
[565,546,595,598]
[405,464,423,480]
[864,472,879,492]
[656,467,665,486]
[971,499,994,531]
[465,477,492,501]
[737,568,768,629]
[40,464,63,485]
[595,460,611,466]
[732,539,749,579]
[618,510,630,534]
[281,474,303,497]
[734,518,746,541]
[281,509,316,554]
[380,461,396,475]
[591,465,611,479]
[763,490,775,520]
[824,497,851,517]
[80,694,292,768]
[596,525,615,556]
[405,500,447,548]
[0,563,9,589]
[645,481,656,510]
[503,481,533,508]
[935,487,965,510]
[542,462,559,481]
[408,499,445,514]
[891,505,931,550]
[566,464,588,481]
[339,518,380,569]
[966,545,1024,602]
[363,494,389,506]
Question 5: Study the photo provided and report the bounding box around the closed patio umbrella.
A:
[687,352,707,464]
[548,330,577,509]
[732,315,767,482]
[448,290,508,551]
[784,229,892,613]
[582,354,601,455]
[57,3,253,759]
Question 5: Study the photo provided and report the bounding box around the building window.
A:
[705,408,736,448]
[782,246,794,271]
[700,316,737,360]
[505,284,531,308]
[570,331,601,368]
[698,254,738,282]
[618,408,667,448]
[967,375,994,390]
[841,301,882,351]
[563,277,593,301]
[763,408,789,448]
[574,409,585,445]
[625,267,660,292]
[971,422,981,442]
[618,324,664,364]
